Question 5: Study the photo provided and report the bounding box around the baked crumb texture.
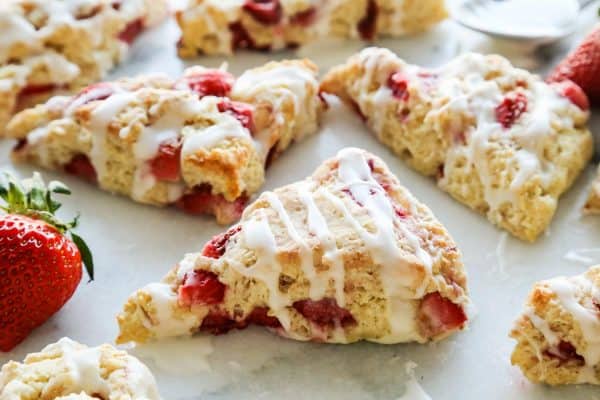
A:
[116,147,471,345]
[4,59,324,224]
[320,47,593,242]
[0,0,169,129]
[583,165,600,215]
[176,0,447,56]
[510,266,600,385]
[0,338,160,399]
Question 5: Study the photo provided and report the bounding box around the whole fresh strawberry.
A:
[0,172,93,352]
[547,24,600,105]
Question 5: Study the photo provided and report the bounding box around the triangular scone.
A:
[0,0,168,128]
[320,48,593,242]
[4,60,323,224]
[510,266,600,385]
[0,338,160,399]
[583,165,600,215]
[176,0,447,56]
[116,148,471,345]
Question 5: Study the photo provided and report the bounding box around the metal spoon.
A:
[452,0,594,44]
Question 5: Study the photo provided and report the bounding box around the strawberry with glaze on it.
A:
[293,298,356,327]
[202,225,242,259]
[184,70,235,98]
[547,25,600,104]
[218,100,255,133]
[243,0,282,25]
[150,139,182,182]
[0,173,94,352]
[388,72,410,101]
[418,292,466,337]
[495,92,528,128]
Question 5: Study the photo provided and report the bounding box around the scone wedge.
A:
[176,0,447,56]
[0,0,168,128]
[510,266,600,385]
[0,338,160,399]
[4,59,323,224]
[117,148,471,345]
[320,48,593,242]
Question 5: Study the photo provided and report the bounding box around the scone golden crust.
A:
[5,60,323,224]
[320,48,593,242]
[175,0,447,56]
[116,148,471,345]
[0,0,169,129]
[510,266,600,385]
[583,165,600,215]
[0,338,160,399]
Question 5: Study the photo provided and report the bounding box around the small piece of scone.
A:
[116,148,471,345]
[583,165,600,215]
[510,266,600,385]
[320,48,593,242]
[4,60,323,224]
[0,338,160,399]
[0,0,169,129]
[176,0,447,56]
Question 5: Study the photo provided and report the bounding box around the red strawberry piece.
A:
[544,341,585,363]
[551,79,590,111]
[118,18,144,44]
[202,225,242,259]
[179,270,225,306]
[0,173,94,351]
[200,311,240,334]
[290,6,316,26]
[246,307,281,328]
[184,70,235,98]
[150,139,182,182]
[394,205,408,218]
[19,84,58,97]
[349,99,367,122]
[243,0,282,25]
[419,292,466,337]
[547,25,600,104]
[388,72,410,101]
[14,139,28,152]
[64,154,98,184]
[175,185,248,222]
[495,92,527,129]
[70,82,115,108]
[230,22,257,50]
[293,298,356,327]
[217,100,255,133]
[357,0,378,41]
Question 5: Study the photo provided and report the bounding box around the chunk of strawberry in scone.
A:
[184,70,235,98]
[388,72,410,101]
[544,341,585,364]
[217,100,255,133]
[70,82,115,107]
[175,186,248,223]
[202,225,242,259]
[290,7,316,26]
[179,270,226,306]
[293,298,356,327]
[118,18,144,44]
[243,0,282,25]
[357,0,378,40]
[64,154,97,183]
[495,92,528,128]
[418,292,467,337]
[150,139,182,182]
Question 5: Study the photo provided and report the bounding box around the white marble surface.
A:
[1,2,600,399]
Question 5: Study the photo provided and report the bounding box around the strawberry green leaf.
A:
[71,232,94,281]
[49,181,71,195]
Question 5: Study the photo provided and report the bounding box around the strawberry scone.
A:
[583,166,600,215]
[116,148,471,345]
[176,0,447,56]
[510,266,600,385]
[0,0,168,129]
[320,48,593,242]
[0,338,160,399]
[4,60,323,224]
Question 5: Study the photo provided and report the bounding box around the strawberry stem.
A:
[0,172,94,280]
